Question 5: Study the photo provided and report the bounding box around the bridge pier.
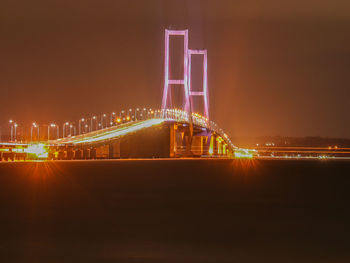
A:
[90,147,96,159]
[108,141,120,159]
[170,124,231,158]
[170,123,176,158]
[83,148,90,159]
[74,148,82,160]
[213,134,219,156]
[67,148,74,160]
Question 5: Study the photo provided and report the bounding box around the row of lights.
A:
[7,108,234,149]
[7,108,156,142]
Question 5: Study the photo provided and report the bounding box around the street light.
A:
[142,108,147,120]
[48,123,58,140]
[63,122,69,138]
[91,116,97,131]
[101,114,107,128]
[110,112,116,127]
[135,108,140,120]
[69,124,76,136]
[78,118,85,135]
[9,120,14,141]
[14,123,18,142]
[31,122,39,142]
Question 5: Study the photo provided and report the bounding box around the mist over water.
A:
[1,159,350,262]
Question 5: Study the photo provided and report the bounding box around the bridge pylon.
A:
[188,49,209,120]
[161,29,190,115]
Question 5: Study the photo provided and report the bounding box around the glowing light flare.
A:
[234,149,255,159]
[24,144,49,158]
[209,136,214,155]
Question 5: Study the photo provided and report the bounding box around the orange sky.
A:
[1,0,349,138]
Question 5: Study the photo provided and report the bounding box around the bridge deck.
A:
[53,119,166,146]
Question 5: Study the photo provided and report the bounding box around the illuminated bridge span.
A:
[49,109,237,159]
[1,29,252,160]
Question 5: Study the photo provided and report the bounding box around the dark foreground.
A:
[1,159,350,263]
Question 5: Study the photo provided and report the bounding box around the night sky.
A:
[1,0,349,138]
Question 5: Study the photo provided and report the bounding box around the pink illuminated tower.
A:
[162,29,210,121]
[161,29,190,113]
[188,49,209,120]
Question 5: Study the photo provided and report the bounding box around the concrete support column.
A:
[108,141,120,159]
[75,148,82,160]
[170,123,176,158]
[191,136,204,156]
[213,134,219,156]
[203,133,212,156]
[109,144,114,159]
[90,148,96,159]
[67,148,74,160]
[83,148,90,159]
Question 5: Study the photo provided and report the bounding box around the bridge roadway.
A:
[54,119,165,146]
[48,111,237,159]
[1,111,244,161]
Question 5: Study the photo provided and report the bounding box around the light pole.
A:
[47,125,50,147]
[135,108,140,120]
[150,109,154,118]
[9,120,13,141]
[31,122,38,142]
[143,108,147,120]
[13,123,18,142]
[101,114,106,128]
[63,122,69,138]
[84,124,89,133]
[78,118,85,135]
[14,123,18,142]
[48,123,57,140]
[128,109,132,120]
[110,112,116,127]
[91,116,97,131]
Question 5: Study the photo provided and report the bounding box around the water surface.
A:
[1,159,350,262]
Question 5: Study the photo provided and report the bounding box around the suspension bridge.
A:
[0,29,253,160]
